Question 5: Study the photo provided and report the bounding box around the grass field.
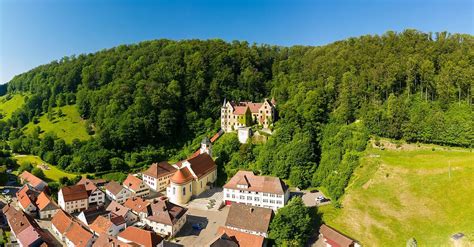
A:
[23,105,90,143]
[13,155,79,182]
[0,94,26,120]
[320,141,474,246]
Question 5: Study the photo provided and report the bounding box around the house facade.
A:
[51,209,95,247]
[123,174,150,198]
[142,162,177,191]
[166,138,217,205]
[221,98,276,132]
[58,184,89,213]
[123,197,150,219]
[106,200,138,226]
[105,181,132,204]
[36,191,59,219]
[77,177,106,206]
[223,171,290,211]
[16,185,38,216]
[142,197,187,237]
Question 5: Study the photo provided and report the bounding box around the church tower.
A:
[200,137,212,157]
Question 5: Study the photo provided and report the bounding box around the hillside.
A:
[0,30,472,201]
[0,94,26,120]
[320,140,474,246]
[23,105,90,143]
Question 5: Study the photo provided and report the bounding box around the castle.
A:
[220,98,276,133]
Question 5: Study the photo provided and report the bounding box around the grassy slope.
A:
[13,155,79,181]
[0,94,25,120]
[320,141,474,246]
[23,105,90,143]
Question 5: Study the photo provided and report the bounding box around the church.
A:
[166,137,217,205]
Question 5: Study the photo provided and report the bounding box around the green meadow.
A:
[14,155,79,182]
[320,141,474,246]
[23,105,90,143]
[0,94,26,120]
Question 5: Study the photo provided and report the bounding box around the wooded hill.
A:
[1,30,472,200]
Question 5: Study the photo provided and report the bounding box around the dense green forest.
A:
[1,30,472,200]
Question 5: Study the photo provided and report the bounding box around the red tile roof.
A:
[118,226,163,247]
[319,224,356,247]
[60,184,89,202]
[65,222,94,247]
[36,191,58,211]
[89,215,114,235]
[186,153,216,178]
[106,201,131,218]
[104,181,127,196]
[170,167,194,185]
[142,162,177,179]
[51,210,74,234]
[123,197,150,214]
[3,205,52,246]
[19,171,47,189]
[223,170,288,194]
[16,186,36,209]
[123,174,144,192]
[147,198,187,226]
[77,177,100,194]
[225,203,273,234]
[93,234,135,247]
[215,226,265,247]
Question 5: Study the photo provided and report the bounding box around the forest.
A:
[1,30,472,200]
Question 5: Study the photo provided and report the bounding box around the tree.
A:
[18,161,33,173]
[31,167,46,180]
[269,197,315,246]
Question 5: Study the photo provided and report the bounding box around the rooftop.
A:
[60,184,89,202]
[319,224,356,247]
[223,170,288,194]
[123,174,144,192]
[118,226,163,247]
[147,198,187,226]
[123,197,151,214]
[214,226,265,247]
[142,162,177,179]
[104,181,127,196]
[225,203,273,234]
[19,171,47,189]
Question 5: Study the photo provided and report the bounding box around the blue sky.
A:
[1,0,473,84]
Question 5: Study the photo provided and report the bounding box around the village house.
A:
[123,174,150,198]
[58,184,89,213]
[77,177,106,206]
[89,215,126,237]
[2,204,53,247]
[210,226,265,247]
[19,171,48,191]
[117,226,164,247]
[94,234,134,247]
[77,205,109,226]
[16,185,38,216]
[142,162,177,191]
[142,197,187,237]
[224,203,273,238]
[106,200,138,226]
[223,171,290,210]
[123,197,150,219]
[166,137,217,205]
[51,209,95,247]
[319,224,360,247]
[36,191,59,219]
[104,181,132,204]
[220,98,276,132]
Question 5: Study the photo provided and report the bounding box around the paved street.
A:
[186,188,223,211]
[172,206,229,246]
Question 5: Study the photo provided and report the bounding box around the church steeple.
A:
[200,137,212,157]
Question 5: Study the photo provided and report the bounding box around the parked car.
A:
[1,189,10,195]
[316,196,325,202]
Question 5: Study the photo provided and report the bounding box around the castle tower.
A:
[200,137,212,157]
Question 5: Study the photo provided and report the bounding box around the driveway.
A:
[293,190,331,207]
[172,206,229,246]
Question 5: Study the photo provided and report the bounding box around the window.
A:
[255,197,259,201]
[173,187,176,195]
[263,199,268,203]
[182,187,186,196]
[232,194,235,199]
[190,184,192,192]
[247,196,252,200]
[201,181,203,188]
[240,195,245,200]
[263,193,268,197]
[270,200,275,204]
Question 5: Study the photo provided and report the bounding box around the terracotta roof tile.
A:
[60,184,89,202]
[186,153,216,178]
[16,186,36,210]
[3,205,52,246]
[170,167,194,185]
[319,224,355,247]
[51,210,74,234]
[77,177,100,194]
[147,198,187,225]
[142,162,177,179]
[224,171,288,194]
[19,171,47,189]
[225,203,273,234]
[36,191,58,211]
[105,181,127,196]
[118,227,163,247]
[123,197,150,214]
[106,201,131,218]
[93,234,136,247]
[215,226,265,247]
[89,215,114,235]
[64,222,94,247]
[123,174,144,192]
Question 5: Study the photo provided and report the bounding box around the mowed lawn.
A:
[14,155,78,182]
[0,94,26,120]
[320,143,474,246]
[23,105,90,143]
